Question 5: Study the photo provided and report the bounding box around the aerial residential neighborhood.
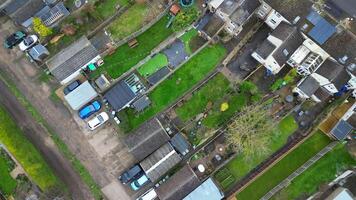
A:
[0,0,356,199]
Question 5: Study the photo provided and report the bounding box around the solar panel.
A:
[307,11,336,44]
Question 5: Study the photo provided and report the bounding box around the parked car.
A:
[79,101,101,119]
[136,188,157,200]
[119,165,143,184]
[4,31,26,49]
[19,35,38,51]
[63,80,81,95]
[87,112,109,130]
[130,174,149,191]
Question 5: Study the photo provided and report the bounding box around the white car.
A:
[87,112,109,130]
[19,35,38,51]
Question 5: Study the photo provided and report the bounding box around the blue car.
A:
[130,174,149,191]
[79,101,101,119]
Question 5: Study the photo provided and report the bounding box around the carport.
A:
[64,81,98,110]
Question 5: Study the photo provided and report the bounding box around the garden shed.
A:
[64,81,98,110]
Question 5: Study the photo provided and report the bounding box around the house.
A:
[139,143,182,182]
[325,0,356,19]
[104,73,145,111]
[330,102,356,140]
[293,59,351,102]
[28,44,50,62]
[252,22,304,74]
[255,1,288,29]
[124,118,170,161]
[64,81,98,110]
[155,165,201,200]
[196,13,225,40]
[1,0,46,26]
[22,1,70,28]
[46,36,101,85]
[208,0,260,36]
[183,178,224,200]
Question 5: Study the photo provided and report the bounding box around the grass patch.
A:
[179,28,198,55]
[273,144,356,200]
[0,106,61,191]
[108,3,149,40]
[0,150,17,196]
[0,72,103,199]
[214,115,299,190]
[96,0,130,19]
[175,73,230,121]
[95,15,173,79]
[236,131,331,200]
[137,53,168,77]
[119,44,227,132]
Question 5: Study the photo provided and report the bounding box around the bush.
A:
[172,7,199,31]
[32,17,53,38]
[240,81,258,95]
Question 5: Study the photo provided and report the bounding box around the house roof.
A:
[255,40,276,59]
[47,36,99,83]
[298,76,320,97]
[183,178,224,200]
[140,143,182,182]
[229,0,259,26]
[132,95,151,112]
[347,113,356,128]
[104,80,136,111]
[124,118,170,161]
[170,4,180,15]
[271,23,304,66]
[147,66,170,85]
[328,0,356,17]
[64,81,98,110]
[315,59,350,89]
[155,165,200,200]
[28,44,49,62]
[202,14,225,37]
[219,0,240,16]
[8,0,46,25]
[40,2,69,27]
[313,87,331,102]
[264,0,313,22]
[331,120,353,140]
[170,133,190,156]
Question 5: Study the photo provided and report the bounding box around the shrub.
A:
[32,17,53,38]
[172,7,199,31]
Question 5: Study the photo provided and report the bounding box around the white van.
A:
[137,188,157,200]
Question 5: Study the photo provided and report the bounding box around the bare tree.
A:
[226,104,275,160]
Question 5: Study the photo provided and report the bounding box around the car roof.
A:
[137,175,148,185]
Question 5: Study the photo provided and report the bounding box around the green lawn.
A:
[119,44,227,132]
[180,28,198,55]
[108,3,149,40]
[214,115,299,191]
[236,132,332,200]
[273,144,356,200]
[137,53,168,77]
[0,151,17,196]
[96,0,130,19]
[0,106,61,191]
[95,15,173,79]
[175,73,230,122]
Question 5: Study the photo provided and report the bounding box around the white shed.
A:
[64,81,98,110]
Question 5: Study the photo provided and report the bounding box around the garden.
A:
[214,115,299,191]
[235,131,331,200]
[137,53,169,77]
[118,44,227,132]
[272,143,356,200]
[179,28,199,55]
[0,149,17,197]
[93,15,174,79]
[0,106,62,192]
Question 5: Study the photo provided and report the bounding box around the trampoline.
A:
[180,0,194,7]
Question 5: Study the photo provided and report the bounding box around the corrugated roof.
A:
[47,36,99,83]
[183,178,224,200]
[7,0,45,24]
[124,118,170,161]
[132,95,151,112]
[64,81,98,110]
[104,80,136,111]
[140,143,181,182]
[156,165,200,200]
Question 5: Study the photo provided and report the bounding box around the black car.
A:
[4,31,26,49]
[118,164,143,184]
[63,80,81,95]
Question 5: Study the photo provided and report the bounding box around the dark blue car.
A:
[79,101,101,119]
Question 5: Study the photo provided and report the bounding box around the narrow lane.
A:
[0,76,93,200]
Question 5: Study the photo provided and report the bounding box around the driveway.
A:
[0,19,134,200]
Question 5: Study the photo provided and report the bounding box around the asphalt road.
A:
[0,76,94,200]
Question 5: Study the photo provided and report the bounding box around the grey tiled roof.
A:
[298,76,320,97]
[9,0,45,24]
[255,40,276,59]
[315,59,350,89]
[140,143,181,182]
[124,118,170,161]
[156,165,200,200]
[104,80,136,111]
[46,36,98,82]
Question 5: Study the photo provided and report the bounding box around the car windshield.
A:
[97,115,104,122]
[24,37,34,46]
